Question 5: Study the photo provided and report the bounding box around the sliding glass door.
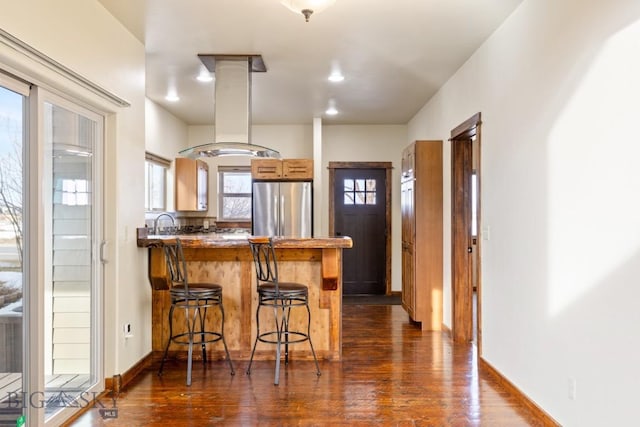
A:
[0,78,26,427]
[40,91,103,423]
[0,75,104,425]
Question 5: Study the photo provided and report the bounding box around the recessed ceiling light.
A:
[165,93,180,102]
[328,72,344,82]
[326,99,338,115]
[197,70,213,83]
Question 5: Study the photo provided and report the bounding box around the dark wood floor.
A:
[70,304,544,426]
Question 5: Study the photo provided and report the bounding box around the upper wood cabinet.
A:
[175,157,208,211]
[282,159,313,179]
[401,141,443,330]
[251,158,313,180]
[251,159,282,180]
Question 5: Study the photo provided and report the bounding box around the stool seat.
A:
[257,282,308,300]
[158,238,234,385]
[170,283,222,297]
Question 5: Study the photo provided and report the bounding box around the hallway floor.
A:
[68,304,546,426]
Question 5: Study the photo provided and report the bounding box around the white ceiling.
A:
[97,0,523,125]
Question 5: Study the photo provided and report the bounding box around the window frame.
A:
[343,178,378,205]
[144,152,170,212]
[217,166,252,221]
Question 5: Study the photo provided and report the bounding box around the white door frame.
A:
[25,86,105,426]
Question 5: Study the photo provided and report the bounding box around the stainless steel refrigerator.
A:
[252,181,312,237]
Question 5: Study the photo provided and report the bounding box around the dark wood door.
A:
[334,168,387,295]
[401,177,415,315]
[451,113,482,346]
[451,138,473,342]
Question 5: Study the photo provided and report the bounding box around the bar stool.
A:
[158,238,235,385]
[246,236,321,385]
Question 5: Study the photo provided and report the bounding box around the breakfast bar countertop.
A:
[137,228,352,361]
[137,230,353,249]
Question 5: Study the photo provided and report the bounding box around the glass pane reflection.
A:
[343,179,354,191]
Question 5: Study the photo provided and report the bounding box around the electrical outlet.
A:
[568,378,576,400]
[123,323,133,338]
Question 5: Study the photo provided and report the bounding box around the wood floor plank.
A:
[0,373,21,399]
[67,305,547,426]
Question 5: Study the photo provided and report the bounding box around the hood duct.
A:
[179,54,281,159]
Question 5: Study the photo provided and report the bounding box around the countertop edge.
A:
[137,234,353,249]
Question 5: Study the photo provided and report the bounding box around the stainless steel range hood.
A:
[179,54,281,159]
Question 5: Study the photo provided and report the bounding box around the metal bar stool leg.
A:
[198,302,208,364]
[158,304,176,376]
[186,305,199,386]
[306,302,321,377]
[246,303,262,375]
[274,304,283,385]
[218,300,235,375]
[283,300,291,365]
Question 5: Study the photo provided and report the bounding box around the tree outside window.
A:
[218,166,251,220]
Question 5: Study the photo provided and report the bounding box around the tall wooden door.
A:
[451,137,473,342]
[334,168,387,295]
[451,112,482,345]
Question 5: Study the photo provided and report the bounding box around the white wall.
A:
[408,0,640,425]
[146,98,188,160]
[0,0,148,384]
[322,125,408,291]
[146,98,188,211]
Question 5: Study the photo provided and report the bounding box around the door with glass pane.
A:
[0,81,26,426]
[41,92,103,423]
[0,74,104,426]
[334,168,387,295]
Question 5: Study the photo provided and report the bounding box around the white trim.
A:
[26,87,106,426]
[0,69,29,95]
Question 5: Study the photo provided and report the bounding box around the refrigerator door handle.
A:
[273,193,279,235]
[280,194,285,236]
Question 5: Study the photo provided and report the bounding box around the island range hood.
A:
[179,54,281,159]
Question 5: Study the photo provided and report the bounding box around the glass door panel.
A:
[0,84,25,426]
[42,97,102,422]
[0,74,103,425]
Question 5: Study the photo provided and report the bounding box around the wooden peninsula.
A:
[137,232,353,362]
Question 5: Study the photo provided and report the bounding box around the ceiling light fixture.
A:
[328,72,344,82]
[166,78,180,101]
[325,99,338,116]
[165,92,180,102]
[196,68,213,83]
[280,0,336,22]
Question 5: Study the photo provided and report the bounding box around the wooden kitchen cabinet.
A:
[251,159,282,180]
[401,141,443,330]
[282,159,313,179]
[251,158,313,180]
[175,157,208,211]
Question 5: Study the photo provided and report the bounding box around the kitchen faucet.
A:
[153,213,175,235]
